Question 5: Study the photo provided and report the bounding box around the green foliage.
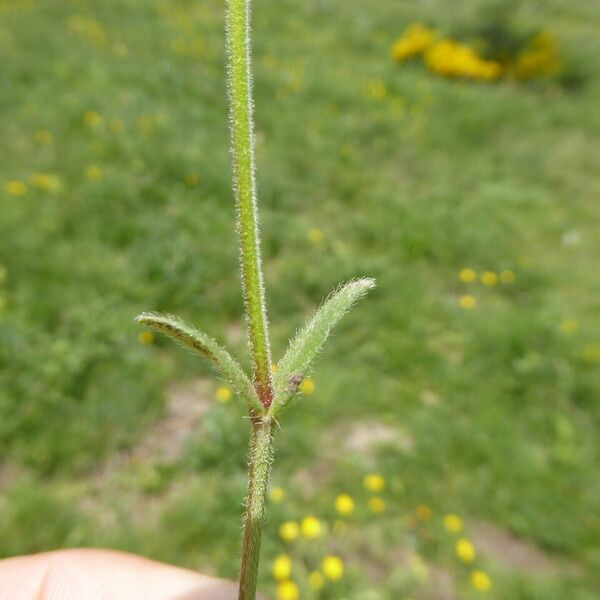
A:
[272,278,376,415]
[0,0,599,597]
[136,312,262,414]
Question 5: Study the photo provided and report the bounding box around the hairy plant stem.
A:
[238,418,274,600]
[225,0,274,409]
[226,0,275,598]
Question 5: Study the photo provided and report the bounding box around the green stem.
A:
[225,0,274,409]
[238,418,274,600]
[226,0,276,597]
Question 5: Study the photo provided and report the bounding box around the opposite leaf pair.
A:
[136,277,375,419]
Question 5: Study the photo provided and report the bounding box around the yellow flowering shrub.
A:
[425,40,502,81]
[391,24,437,62]
[514,32,561,80]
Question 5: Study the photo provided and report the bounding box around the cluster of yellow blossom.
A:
[457,267,516,309]
[514,32,561,81]
[392,24,563,84]
[391,24,437,62]
[425,40,502,81]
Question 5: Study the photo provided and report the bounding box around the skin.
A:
[0,549,244,600]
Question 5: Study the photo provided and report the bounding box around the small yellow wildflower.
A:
[109,118,124,133]
[459,295,476,310]
[308,571,324,590]
[279,521,300,542]
[363,473,386,492]
[368,496,386,514]
[481,271,498,286]
[34,129,53,143]
[499,270,516,284]
[84,111,102,127]
[582,343,600,364]
[272,554,292,581]
[455,537,476,563]
[185,174,200,187]
[85,165,104,181]
[137,115,155,134]
[276,580,299,600]
[4,180,28,196]
[138,331,155,345]
[425,40,502,81]
[367,79,388,101]
[301,515,323,539]
[470,569,492,592]
[334,493,355,515]
[459,267,477,283]
[560,319,579,335]
[269,487,286,503]
[30,173,61,192]
[321,555,344,581]
[443,513,463,533]
[300,377,315,394]
[416,504,432,521]
[307,227,323,244]
[215,386,232,403]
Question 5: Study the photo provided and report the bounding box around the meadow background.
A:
[1,0,599,598]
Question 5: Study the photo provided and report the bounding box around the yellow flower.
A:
[308,571,324,590]
[300,377,315,394]
[560,319,579,335]
[367,79,388,101]
[425,40,502,81]
[276,580,299,600]
[514,32,561,81]
[301,515,323,539]
[391,24,437,62]
[334,493,355,515]
[455,538,476,563]
[279,521,300,542]
[499,270,516,284]
[109,118,124,133]
[4,180,28,196]
[215,386,232,403]
[363,473,386,492]
[321,555,344,581]
[582,343,600,363]
[368,496,386,514]
[459,295,476,310]
[443,513,463,533]
[459,268,477,283]
[138,331,154,345]
[307,227,323,244]
[85,165,104,181]
[34,129,53,143]
[84,111,102,127]
[416,504,432,521]
[481,271,498,286]
[185,174,200,187]
[272,554,292,581]
[269,487,286,503]
[470,569,492,592]
[30,173,61,192]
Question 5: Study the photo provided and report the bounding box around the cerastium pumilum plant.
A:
[136,0,375,597]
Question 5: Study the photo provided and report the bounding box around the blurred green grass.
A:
[0,0,599,598]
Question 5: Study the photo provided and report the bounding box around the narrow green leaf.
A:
[136,312,263,415]
[271,278,375,415]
